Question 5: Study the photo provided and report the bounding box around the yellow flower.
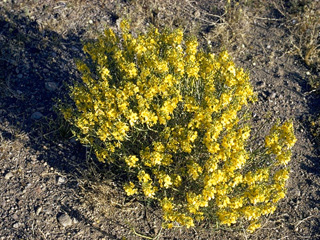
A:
[125,155,139,168]
[247,187,267,205]
[100,67,110,81]
[218,210,239,226]
[135,44,147,56]
[120,19,130,32]
[186,40,198,55]
[161,197,174,212]
[172,174,182,187]
[219,51,230,62]
[186,65,199,78]
[276,150,292,165]
[247,221,261,233]
[229,197,244,209]
[273,168,289,182]
[187,161,203,180]
[150,151,163,165]
[226,62,236,76]
[125,62,138,79]
[123,182,138,196]
[153,142,165,152]
[216,195,230,208]
[142,182,157,198]
[138,170,151,183]
[272,191,286,203]
[126,110,139,126]
[156,173,173,189]
[173,29,183,44]
[156,61,169,73]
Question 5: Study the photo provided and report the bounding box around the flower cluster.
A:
[61,21,296,232]
[265,121,297,165]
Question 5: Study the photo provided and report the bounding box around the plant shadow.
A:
[0,7,127,238]
[0,8,87,173]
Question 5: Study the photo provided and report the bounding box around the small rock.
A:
[71,46,79,52]
[13,223,20,228]
[69,137,77,144]
[45,82,58,91]
[4,172,13,180]
[31,112,43,120]
[43,206,52,215]
[35,206,42,215]
[194,10,201,18]
[256,81,266,88]
[12,213,19,220]
[57,176,66,185]
[58,213,73,227]
[269,92,276,99]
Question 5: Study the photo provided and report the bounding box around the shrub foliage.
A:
[61,21,296,232]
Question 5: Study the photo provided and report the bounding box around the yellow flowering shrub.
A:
[61,21,297,232]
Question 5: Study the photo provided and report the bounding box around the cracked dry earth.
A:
[0,0,320,239]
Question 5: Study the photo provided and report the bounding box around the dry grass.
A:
[270,0,320,144]
[272,0,320,89]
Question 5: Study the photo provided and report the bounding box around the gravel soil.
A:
[0,1,319,239]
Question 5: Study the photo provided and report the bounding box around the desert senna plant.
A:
[61,20,296,232]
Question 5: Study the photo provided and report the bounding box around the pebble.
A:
[269,92,277,99]
[57,176,66,185]
[45,82,58,91]
[13,222,21,228]
[12,213,19,220]
[256,81,266,88]
[71,46,79,52]
[22,183,32,193]
[4,172,13,180]
[194,10,201,18]
[58,213,73,227]
[35,206,42,215]
[31,112,43,120]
